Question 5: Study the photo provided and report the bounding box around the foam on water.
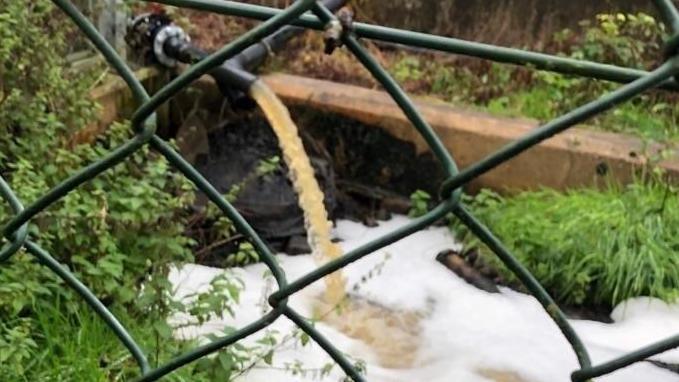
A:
[170,216,679,381]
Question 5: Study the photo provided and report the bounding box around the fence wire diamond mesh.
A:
[2,0,679,381]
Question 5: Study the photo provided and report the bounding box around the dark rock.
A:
[374,208,391,221]
[285,235,312,255]
[436,249,500,294]
[561,305,613,323]
[362,215,379,227]
[381,196,411,215]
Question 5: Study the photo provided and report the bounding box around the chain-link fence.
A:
[2,0,679,381]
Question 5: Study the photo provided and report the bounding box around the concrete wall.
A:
[262,74,679,193]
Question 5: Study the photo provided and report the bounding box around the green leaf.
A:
[263,350,274,365]
[216,352,233,379]
[153,321,173,340]
[300,332,310,347]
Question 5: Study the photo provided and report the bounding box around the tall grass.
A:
[454,177,679,307]
[2,300,202,382]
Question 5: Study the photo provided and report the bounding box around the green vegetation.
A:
[409,12,679,309]
[0,2,265,380]
[408,189,432,218]
[390,13,679,141]
[3,1,677,379]
[395,12,678,308]
[452,174,678,308]
[0,3,331,379]
[13,296,233,381]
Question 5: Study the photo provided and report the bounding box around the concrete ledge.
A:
[81,67,166,145]
[262,73,679,192]
[90,67,160,125]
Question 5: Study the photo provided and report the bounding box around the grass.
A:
[453,176,679,308]
[2,301,203,382]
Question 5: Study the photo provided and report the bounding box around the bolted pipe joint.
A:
[153,24,191,68]
[323,7,354,55]
[126,11,257,109]
[125,12,188,68]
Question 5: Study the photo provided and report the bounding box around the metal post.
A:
[98,0,127,58]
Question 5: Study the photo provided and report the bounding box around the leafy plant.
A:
[453,174,679,307]
[408,189,431,217]
[567,13,666,69]
[392,55,424,83]
[0,1,254,380]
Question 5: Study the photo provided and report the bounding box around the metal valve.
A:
[125,12,190,67]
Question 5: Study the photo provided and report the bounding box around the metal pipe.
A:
[162,36,258,108]
[150,0,679,92]
[235,0,347,71]
[135,0,347,108]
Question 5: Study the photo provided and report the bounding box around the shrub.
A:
[562,13,666,69]
[0,3,306,380]
[0,0,195,311]
[0,1,236,379]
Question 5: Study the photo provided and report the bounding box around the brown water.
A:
[250,80,422,368]
[250,80,346,306]
[319,298,424,368]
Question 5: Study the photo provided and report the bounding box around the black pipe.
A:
[164,0,347,109]
[225,0,347,72]
[163,36,259,109]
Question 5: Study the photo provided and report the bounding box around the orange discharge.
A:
[250,80,346,306]
[251,80,422,368]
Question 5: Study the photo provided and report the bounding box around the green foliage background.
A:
[0,3,300,380]
[391,12,679,141]
[0,1,206,379]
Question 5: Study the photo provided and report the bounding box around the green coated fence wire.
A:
[2,0,679,381]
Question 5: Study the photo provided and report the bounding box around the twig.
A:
[193,234,244,258]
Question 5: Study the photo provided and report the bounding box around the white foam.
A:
[169,216,679,381]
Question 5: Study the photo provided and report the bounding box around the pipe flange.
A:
[153,25,190,67]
